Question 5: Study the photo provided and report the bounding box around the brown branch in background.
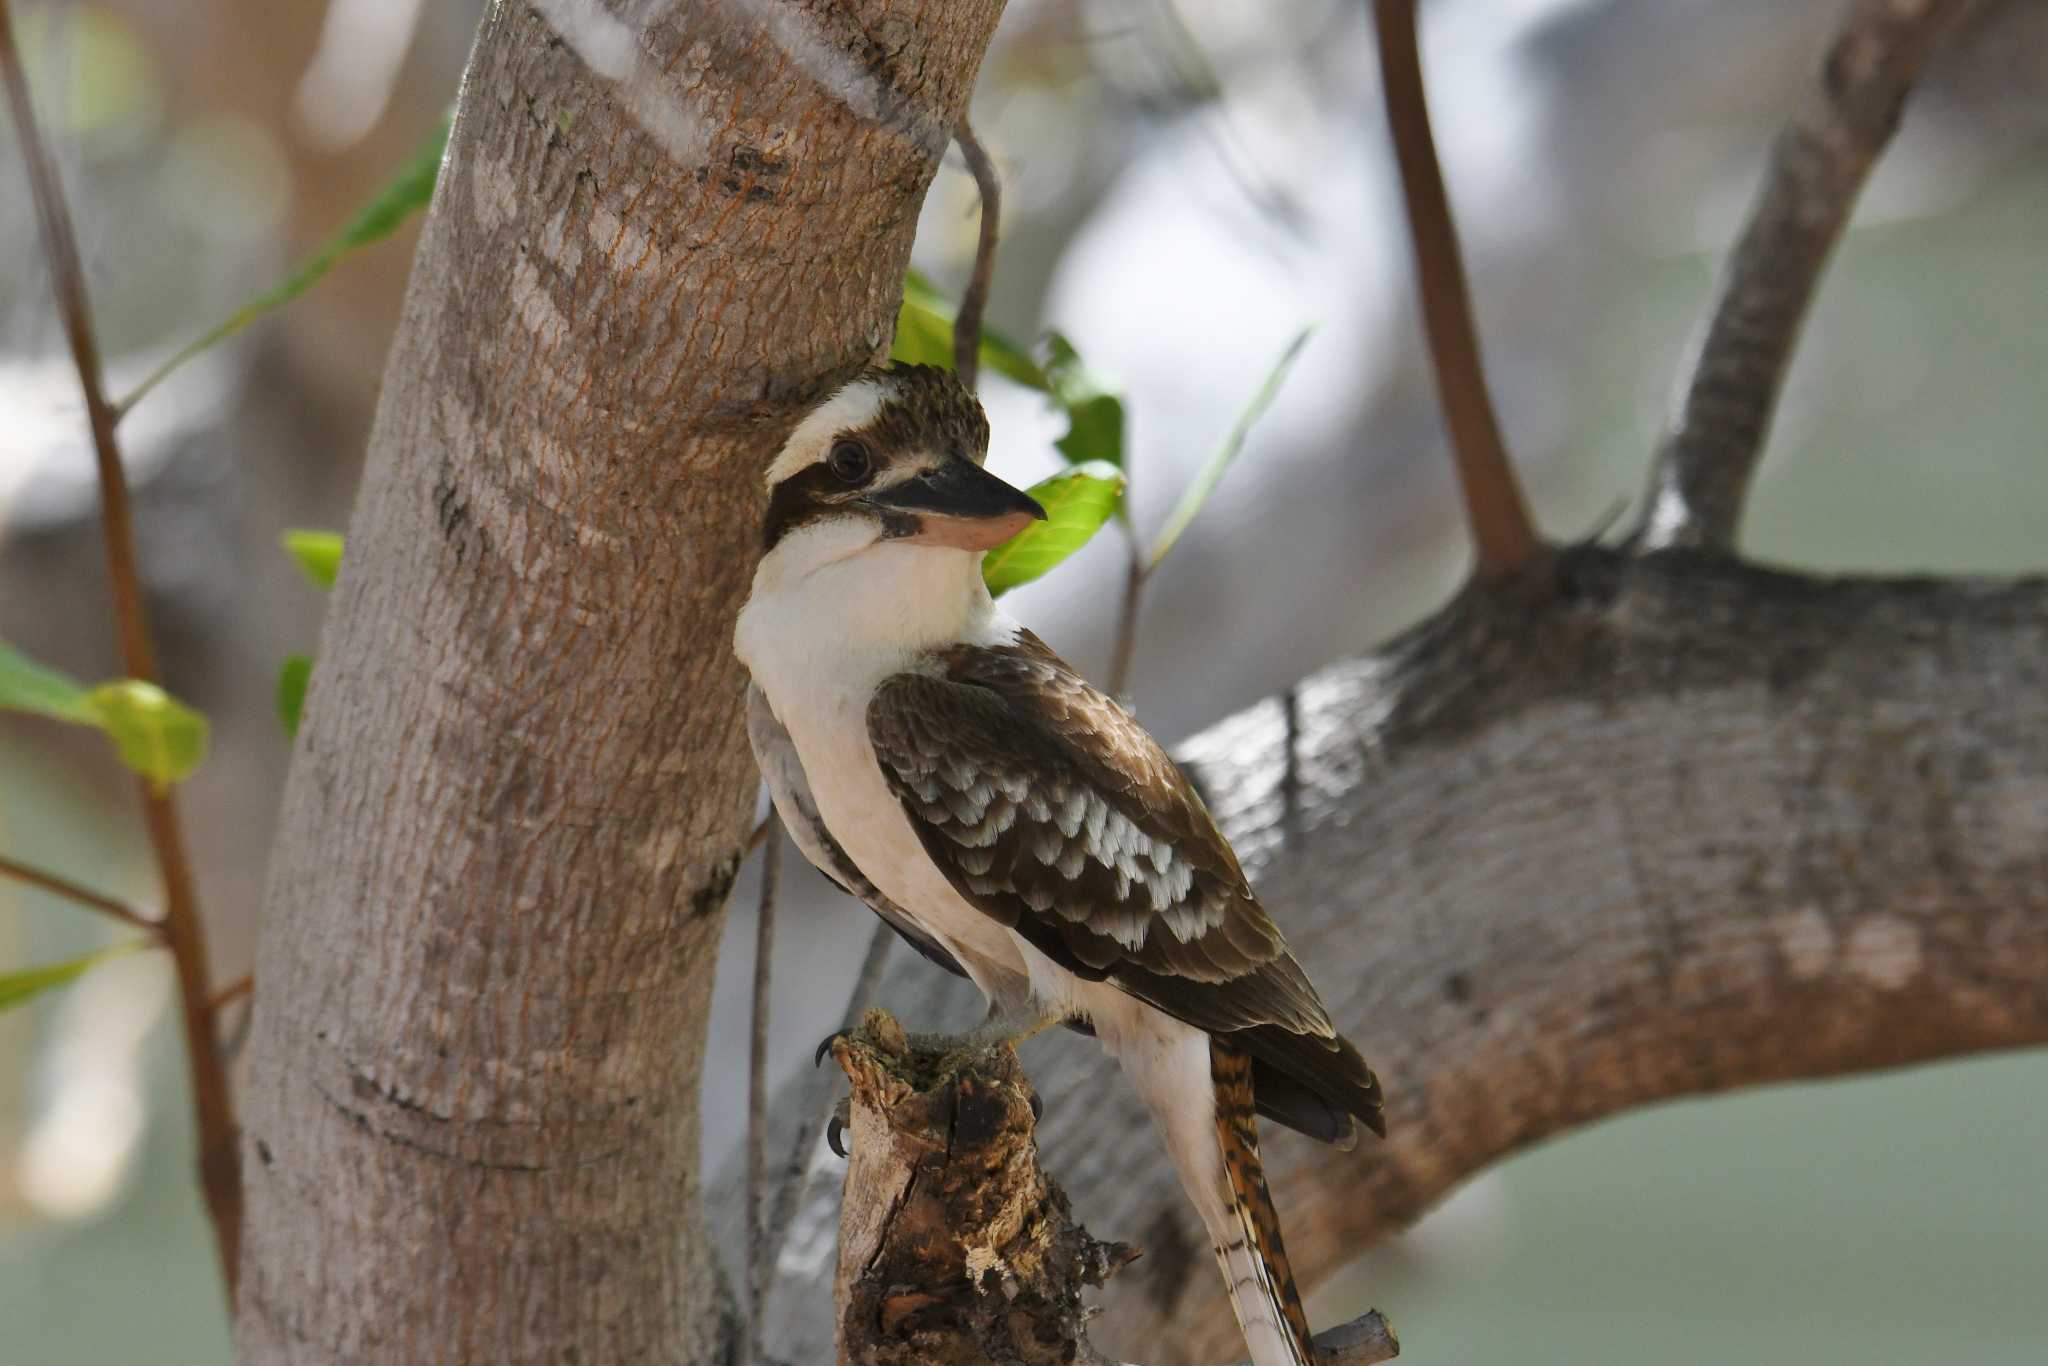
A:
[1638,0,1971,552]
[206,972,253,1016]
[0,853,162,934]
[951,119,1001,390]
[0,0,241,1302]
[1372,0,1538,578]
[1107,539,1146,701]
[742,814,783,1366]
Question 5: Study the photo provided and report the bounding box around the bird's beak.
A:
[864,460,1047,551]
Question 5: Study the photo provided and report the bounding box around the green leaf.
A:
[0,640,207,784]
[0,940,149,1014]
[281,529,344,589]
[1038,332,1125,470]
[889,269,1048,390]
[81,681,209,787]
[0,639,98,725]
[890,271,957,370]
[1147,326,1313,572]
[119,111,453,414]
[277,655,312,739]
[982,462,1127,597]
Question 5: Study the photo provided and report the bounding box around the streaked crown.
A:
[762,363,1014,552]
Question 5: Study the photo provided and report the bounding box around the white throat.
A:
[735,519,1001,704]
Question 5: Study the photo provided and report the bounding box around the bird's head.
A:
[759,363,1045,564]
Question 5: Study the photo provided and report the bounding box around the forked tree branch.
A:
[1372,0,1538,578]
[1638,0,1973,551]
[0,0,240,1300]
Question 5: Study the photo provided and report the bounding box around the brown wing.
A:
[867,631,1383,1141]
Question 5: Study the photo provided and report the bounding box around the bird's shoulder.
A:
[866,632,1382,1142]
[865,628,1306,1003]
[902,629,1235,853]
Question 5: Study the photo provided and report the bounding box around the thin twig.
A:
[0,853,161,933]
[742,814,783,1366]
[952,119,1001,390]
[1638,0,1972,552]
[217,987,257,1067]
[206,972,253,1016]
[760,919,893,1282]
[0,0,241,1302]
[1372,0,1537,578]
[1107,538,1146,701]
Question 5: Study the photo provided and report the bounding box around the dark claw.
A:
[1029,1089,1043,1123]
[814,1029,849,1068]
[826,1113,848,1159]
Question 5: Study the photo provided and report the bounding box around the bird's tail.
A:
[1208,1037,1319,1366]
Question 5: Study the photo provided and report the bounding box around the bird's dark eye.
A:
[826,439,872,484]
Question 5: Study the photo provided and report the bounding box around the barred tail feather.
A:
[1107,1015,1319,1366]
[1211,1037,1318,1366]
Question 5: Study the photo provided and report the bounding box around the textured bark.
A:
[236,2,1004,1361]
[830,1012,1135,1365]
[755,546,2048,1364]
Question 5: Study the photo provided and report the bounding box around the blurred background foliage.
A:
[2,1,2046,1362]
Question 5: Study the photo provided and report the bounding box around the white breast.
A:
[736,526,1034,1009]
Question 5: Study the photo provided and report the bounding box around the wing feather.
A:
[867,633,1382,1138]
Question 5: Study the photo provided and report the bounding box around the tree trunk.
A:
[235,2,1004,1360]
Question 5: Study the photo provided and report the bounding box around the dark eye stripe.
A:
[763,462,858,551]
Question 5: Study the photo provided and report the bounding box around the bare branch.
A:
[0,0,240,1299]
[1106,539,1146,701]
[743,814,784,1366]
[952,119,1001,390]
[1639,0,1973,551]
[0,853,161,934]
[205,972,254,1016]
[1372,0,1537,578]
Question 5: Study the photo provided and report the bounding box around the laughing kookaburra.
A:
[734,362,1384,1366]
